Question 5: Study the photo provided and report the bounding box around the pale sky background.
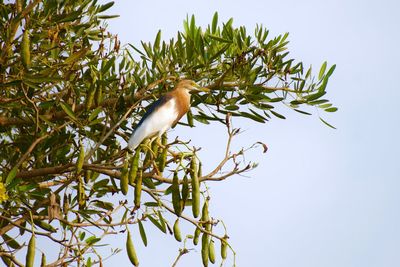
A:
[99,1,400,266]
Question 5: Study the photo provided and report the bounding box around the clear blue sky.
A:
[102,1,400,266]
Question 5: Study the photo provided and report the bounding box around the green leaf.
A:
[325,64,336,78]
[85,236,101,245]
[97,1,114,12]
[60,102,78,121]
[138,220,148,247]
[207,34,232,43]
[154,30,161,51]
[319,117,336,129]
[88,107,103,121]
[293,109,312,115]
[325,107,338,112]
[212,12,218,33]
[318,61,327,80]
[2,233,22,249]
[5,166,18,184]
[147,214,166,233]
[270,110,286,119]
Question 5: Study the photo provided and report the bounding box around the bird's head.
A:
[177,79,210,93]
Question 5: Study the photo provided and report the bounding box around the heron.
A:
[128,80,209,151]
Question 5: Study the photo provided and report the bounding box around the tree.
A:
[0,1,336,266]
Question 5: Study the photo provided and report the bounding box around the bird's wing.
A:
[135,93,173,129]
[128,94,175,150]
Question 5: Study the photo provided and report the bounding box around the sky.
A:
[100,1,400,266]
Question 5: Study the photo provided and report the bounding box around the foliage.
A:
[0,0,336,266]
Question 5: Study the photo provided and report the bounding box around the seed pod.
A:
[201,233,209,267]
[25,234,35,267]
[151,138,159,159]
[193,226,201,245]
[78,177,86,209]
[21,30,31,69]
[63,194,70,214]
[190,155,200,218]
[120,159,129,195]
[201,200,211,231]
[209,239,216,264]
[95,84,103,106]
[171,172,182,215]
[134,171,142,208]
[198,161,202,178]
[157,134,167,172]
[40,253,46,267]
[187,110,194,127]
[129,147,141,184]
[142,142,151,168]
[85,86,96,111]
[181,173,189,204]
[220,238,228,260]
[173,219,182,242]
[76,142,85,174]
[126,231,139,266]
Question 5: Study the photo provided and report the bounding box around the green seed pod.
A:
[181,173,189,204]
[40,252,46,267]
[221,238,228,260]
[190,155,200,218]
[120,159,129,195]
[126,231,139,266]
[193,226,201,245]
[129,147,141,184]
[198,161,202,178]
[201,233,209,267]
[83,170,90,183]
[25,234,35,267]
[21,30,31,69]
[157,134,167,172]
[173,219,182,242]
[201,200,211,231]
[95,84,103,106]
[172,171,182,215]
[187,109,194,127]
[78,177,86,209]
[85,86,96,111]
[76,142,85,174]
[151,138,159,159]
[209,239,216,264]
[134,171,142,208]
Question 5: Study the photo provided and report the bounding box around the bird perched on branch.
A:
[128,80,209,151]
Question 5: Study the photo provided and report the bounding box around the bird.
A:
[128,80,209,151]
